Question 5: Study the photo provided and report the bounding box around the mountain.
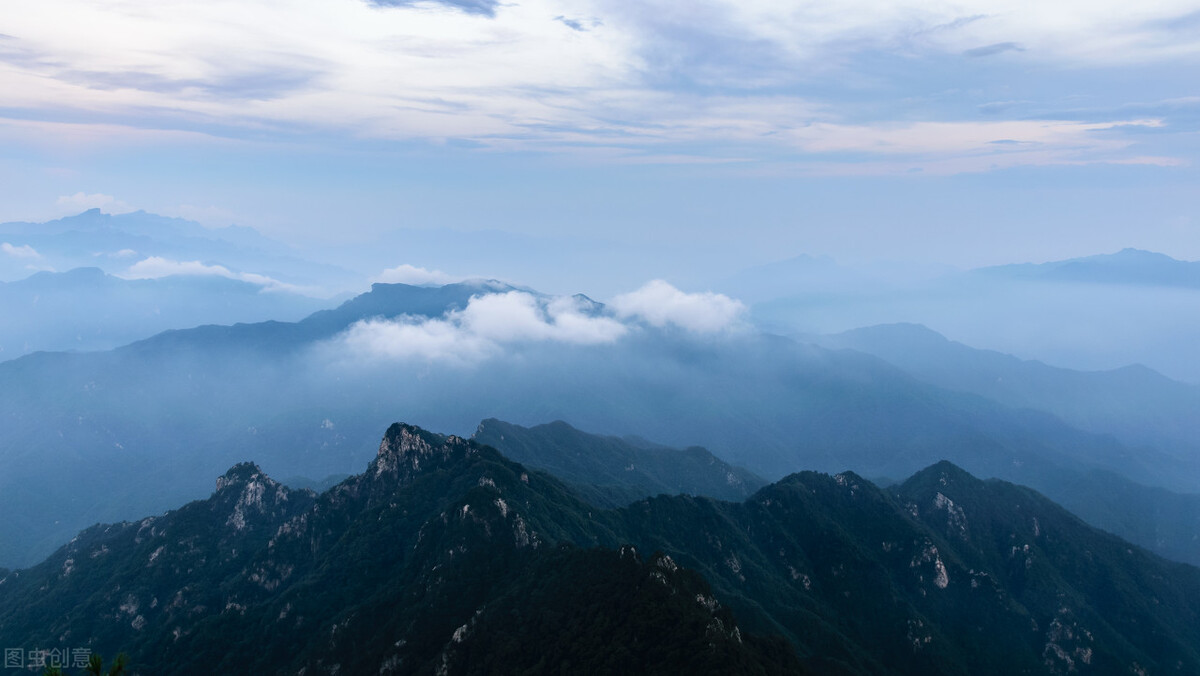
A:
[817,322,1200,465]
[0,209,357,291]
[0,425,799,675]
[471,418,767,506]
[2,280,1197,569]
[0,267,332,358]
[814,323,1200,566]
[742,250,1200,383]
[3,423,1199,675]
[977,248,1200,289]
[120,278,514,354]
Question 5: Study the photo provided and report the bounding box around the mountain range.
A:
[745,248,1200,383]
[816,322,1200,466]
[976,248,1200,289]
[2,279,1199,570]
[473,418,767,506]
[2,423,1198,675]
[0,209,355,291]
[0,267,331,358]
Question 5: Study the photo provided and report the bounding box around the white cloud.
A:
[376,264,460,286]
[55,192,136,215]
[459,292,627,344]
[339,290,628,363]
[124,257,231,278]
[610,280,745,333]
[1,242,41,259]
[341,315,497,364]
[120,256,311,294]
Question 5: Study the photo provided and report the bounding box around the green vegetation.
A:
[3,423,1199,674]
[473,418,767,506]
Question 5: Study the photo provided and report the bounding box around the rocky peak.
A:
[215,462,275,493]
[370,423,479,481]
[213,462,295,532]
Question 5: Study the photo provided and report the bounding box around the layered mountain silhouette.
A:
[819,322,1200,456]
[2,424,1198,675]
[745,248,1200,383]
[977,248,1200,289]
[0,209,352,290]
[2,280,1198,570]
[472,418,767,506]
[0,267,330,357]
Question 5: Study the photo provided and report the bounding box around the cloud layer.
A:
[338,281,744,363]
[341,290,628,363]
[3,0,1198,172]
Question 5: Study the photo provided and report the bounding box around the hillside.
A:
[472,418,767,506]
[2,424,1199,675]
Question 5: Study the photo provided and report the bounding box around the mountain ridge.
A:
[3,280,1198,570]
[3,423,1199,675]
[975,247,1200,289]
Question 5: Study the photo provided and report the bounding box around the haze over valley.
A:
[4,0,1200,672]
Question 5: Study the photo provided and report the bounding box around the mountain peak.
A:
[1113,247,1171,260]
[371,423,478,480]
[211,462,298,532]
[900,460,982,495]
[215,461,273,492]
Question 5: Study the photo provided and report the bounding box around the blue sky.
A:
[2,0,1200,288]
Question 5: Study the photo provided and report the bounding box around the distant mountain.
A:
[0,209,357,291]
[818,322,1200,464]
[2,280,1197,569]
[814,323,1200,565]
[115,278,514,355]
[743,249,1200,383]
[3,424,1199,675]
[472,418,767,506]
[977,248,1200,288]
[0,267,332,358]
[1,209,274,246]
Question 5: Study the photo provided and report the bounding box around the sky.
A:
[2,0,1200,290]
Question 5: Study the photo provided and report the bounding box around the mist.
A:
[3,273,1200,570]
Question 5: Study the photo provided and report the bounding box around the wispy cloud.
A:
[367,0,501,18]
[1,242,41,259]
[552,15,595,31]
[375,264,461,286]
[787,119,1161,159]
[963,42,1024,58]
[1,0,1198,173]
[120,256,311,294]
